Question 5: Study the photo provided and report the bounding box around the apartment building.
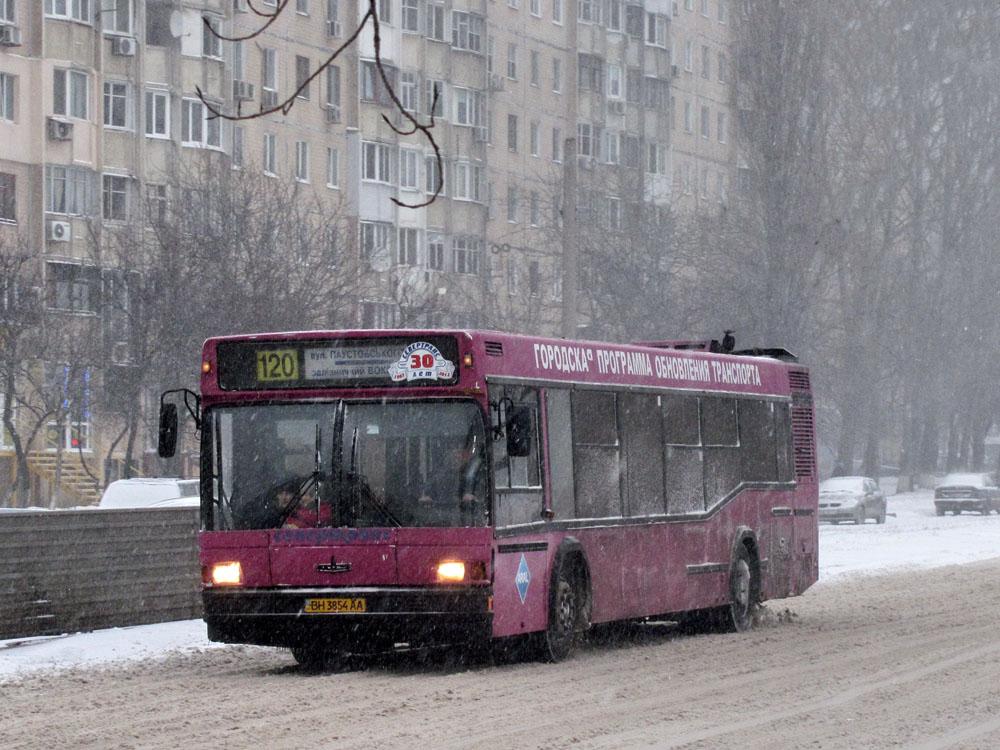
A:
[0,0,733,504]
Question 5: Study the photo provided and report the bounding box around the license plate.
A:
[303,598,366,614]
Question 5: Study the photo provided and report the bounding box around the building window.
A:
[530,121,539,156]
[453,87,483,126]
[427,233,445,271]
[552,267,563,301]
[607,0,621,30]
[425,79,445,118]
[0,172,15,223]
[530,0,540,14]
[552,0,562,24]
[605,131,620,164]
[718,111,727,143]
[702,45,710,78]
[507,258,519,295]
[426,2,446,40]
[647,143,666,174]
[552,57,562,92]
[53,69,88,120]
[398,227,420,266]
[577,122,601,158]
[607,65,622,99]
[263,133,277,175]
[0,73,15,122]
[507,114,518,151]
[684,100,692,132]
[143,90,169,138]
[295,141,309,182]
[0,0,14,23]
[453,236,481,275]
[146,183,167,224]
[326,147,339,187]
[401,0,419,31]
[230,126,243,169]
[684,40,693,71]
[362,141,393,183]
[45,0,91,22]
[202,15,222,58]
[507,43,518,79]
[425,155,444,195]
[103,0,131,32]
[360,60,398,106]
[46,165,93,216]
[46,262,99,314]
[607,198,621,230]
[701,105,710,139]
[295,55,311,99]
[359,221,393,262]
[507,184,518,223]
[646,13,666,47]
[102,174,129,222]
[400,71,419,112]
[103,81,130,130]
[181,99,220,148]
[552,127,562,162]
[719,0,728,23]
[326,65,341,106]
[718,53,727,83]
[578,0,600,23]
[578,54,603,93]
[262,48,278,96]
[451,11,483,53]
[400,149,419,190]
[454,162,483,202]
[297,0,309,13]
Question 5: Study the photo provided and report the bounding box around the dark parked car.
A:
[934,473,1000,516]
[818,476,887,524]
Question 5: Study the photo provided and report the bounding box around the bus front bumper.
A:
[203,586,493,650]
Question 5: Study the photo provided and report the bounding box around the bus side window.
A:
[571,390,622,519]
[774,403,795,482]
[492,386,543,527]
[739,399,779,482]
[619,393,666,516]
[702,397,740,510]
[544,388,575,520]
[662,393,704,514]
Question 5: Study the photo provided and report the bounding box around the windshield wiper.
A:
[278,424,324,526]
[348,426,402,528]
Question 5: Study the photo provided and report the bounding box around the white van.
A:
[99,478,200,509]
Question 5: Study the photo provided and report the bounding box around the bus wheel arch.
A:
[540,537,592,662]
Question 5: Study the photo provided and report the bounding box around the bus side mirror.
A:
[506,406,533,458]
[158,403,178,458]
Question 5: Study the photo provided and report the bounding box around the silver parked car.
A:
[934,473,1000,516]
[818,476,887,525]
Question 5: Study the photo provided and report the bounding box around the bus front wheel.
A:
[540,568,581,662]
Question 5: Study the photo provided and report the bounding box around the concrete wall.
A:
[0,507,200,640]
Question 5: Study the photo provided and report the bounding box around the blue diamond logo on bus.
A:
[516,554,530,603]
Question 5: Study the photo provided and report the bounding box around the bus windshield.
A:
[208,400,488,530]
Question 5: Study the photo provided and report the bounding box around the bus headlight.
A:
[210,561,242,586]
[436,561,466,582]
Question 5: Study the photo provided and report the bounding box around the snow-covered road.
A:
[2,488,996,681]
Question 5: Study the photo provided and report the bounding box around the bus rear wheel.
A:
[721,544,758,633]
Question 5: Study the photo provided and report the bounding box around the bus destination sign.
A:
[217,336,461,390]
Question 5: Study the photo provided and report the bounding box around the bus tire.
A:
[290,645,348,670]
[540,567,581,662]
[722,543,758,633]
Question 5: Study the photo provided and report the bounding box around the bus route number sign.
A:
[255,349,299,383]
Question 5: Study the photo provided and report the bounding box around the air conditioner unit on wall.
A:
[261,89,278,108]
[47,220,71,242]
[111,36,136,56]
[325,105,342,123]
[0,24,21,46]
[233,80,255,101]
[46,117,73,141]
[473,125,488,142]
[489,73,505,92]
[671,64,681,78]
[327,19,342,37]
[608,100,626,115]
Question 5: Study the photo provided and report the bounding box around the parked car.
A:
[99,478,199,509]
[818,476,887,524]
[934,473,1000,516]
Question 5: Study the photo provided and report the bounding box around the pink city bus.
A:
[158,329,818,664]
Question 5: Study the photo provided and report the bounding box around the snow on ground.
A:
[1,487,997,681]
